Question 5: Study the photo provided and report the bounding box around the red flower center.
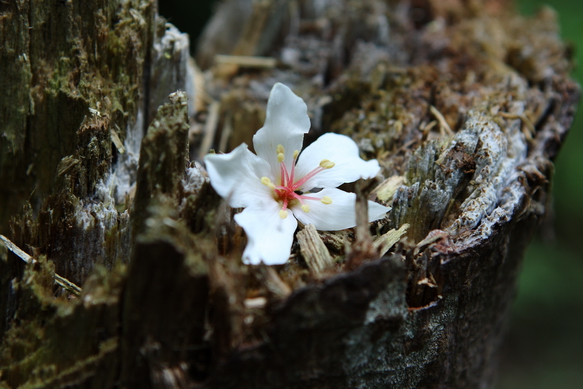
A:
[261,145,334,218]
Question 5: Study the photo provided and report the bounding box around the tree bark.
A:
[0,0,579,388]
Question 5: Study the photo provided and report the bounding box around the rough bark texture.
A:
[0,0,579,388]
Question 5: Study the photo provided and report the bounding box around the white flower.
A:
[204,83,390,265]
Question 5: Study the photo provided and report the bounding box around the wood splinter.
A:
[214,55,278,68]
[0,234,82,296]
[297,224,334,277]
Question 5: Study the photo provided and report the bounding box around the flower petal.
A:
[291,187,390,231]
[253,83,311,177]
[294,133,381,190]
[204,143,273,208]
[234,201,298,265]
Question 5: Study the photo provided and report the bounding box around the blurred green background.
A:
[158,1,582,387]
[499,1,583,388]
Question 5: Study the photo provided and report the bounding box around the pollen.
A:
[279,209,288,219]
[293,150,299,159]
[277,152,285,163]
[261,177,276,189]
[319,159,335,169]
[301,204,310,213]
[277,144,285,154]
[320,196,332,204]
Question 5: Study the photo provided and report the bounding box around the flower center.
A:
[261,144,334,219]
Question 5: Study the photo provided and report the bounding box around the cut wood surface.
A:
[0,0,579,388]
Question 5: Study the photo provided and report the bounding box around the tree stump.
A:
[0,0,579,388]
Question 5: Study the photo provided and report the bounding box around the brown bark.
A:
[0,0,579,388]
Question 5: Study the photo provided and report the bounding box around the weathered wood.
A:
[297,224,334,276]
[0,0,579,388]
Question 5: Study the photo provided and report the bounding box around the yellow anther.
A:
[261,177,275,189]
[319,159,335,169]
[279,209,288,219]
[293,150,300,159]
[320,196,332,205]
[301,204,310,213]
[276,144,285,154]
[277,152,285,163]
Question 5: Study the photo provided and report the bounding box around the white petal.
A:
[204,143,273,208]
[291,187,390,231]
[234,201,298,265]
[294,133,381,190]
[253,83,311,178]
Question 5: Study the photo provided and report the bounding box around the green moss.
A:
[0,256,125,387]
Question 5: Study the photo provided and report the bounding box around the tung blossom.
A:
[204,83,390,265]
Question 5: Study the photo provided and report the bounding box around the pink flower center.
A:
[261,146,334,218]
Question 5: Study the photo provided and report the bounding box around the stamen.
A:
[289,150,299,185]
[292,167,323,190]
[261,177,276,190]
[319,159,335,169]
[280,161,289,186]
[320,196,332,204]
[268,145,336,217]
[297,195,320,201]
[291,160,335,190]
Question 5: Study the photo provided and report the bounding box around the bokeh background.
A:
[157,1,582,387]
[497,1,583,388]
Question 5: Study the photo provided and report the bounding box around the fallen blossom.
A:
[205,83,389,265]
